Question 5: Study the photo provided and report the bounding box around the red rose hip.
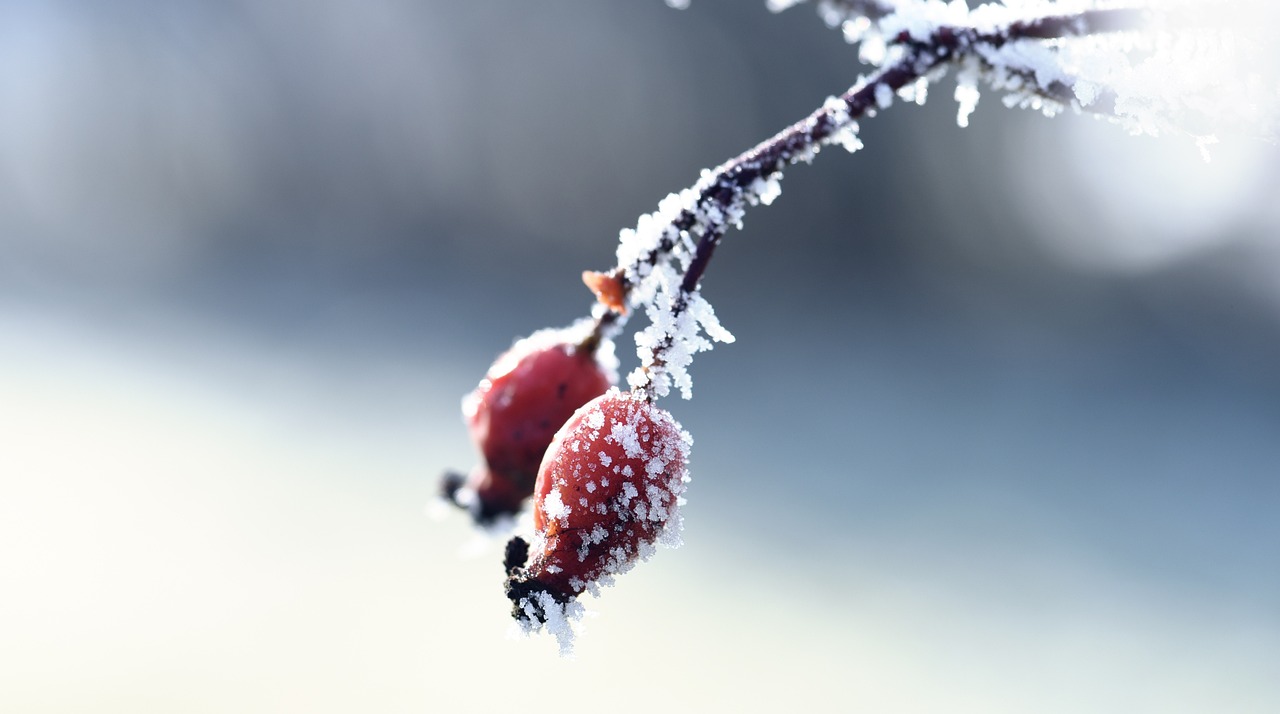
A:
[505,388,691,622]
[444,323,615,523]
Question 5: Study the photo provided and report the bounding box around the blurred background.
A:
[1,1,1277,711]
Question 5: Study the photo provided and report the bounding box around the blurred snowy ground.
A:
[1,2,1277,712]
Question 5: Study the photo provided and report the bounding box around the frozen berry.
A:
[505,388,691,620]
[444,323,615,523]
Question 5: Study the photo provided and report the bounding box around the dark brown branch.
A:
[595,5,1159,396]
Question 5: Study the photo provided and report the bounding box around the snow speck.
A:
[543,489,570,523]
[954,59,981,128]
[612,422,642,458]
[875,82,894,110]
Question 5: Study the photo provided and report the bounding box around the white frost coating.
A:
[609,421,643,458]
[645,457,667,476]
[834,120,864,153]
[479,318,619,391]
[542,488,569,523]
[686,293,736,344]
[843,15,874,44]
[954,56,982,127]
[749,176,783,206]
[621,481,639,504]
[513,592,586,656]
[628,284,734,399]
[815,0,1279,154]
[899,76,929,106]
[823,94,864,152]
[875,82,895,109]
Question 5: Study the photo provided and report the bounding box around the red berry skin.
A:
[459,328,613,520]
[510,388,690,602]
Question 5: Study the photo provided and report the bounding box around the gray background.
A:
[2,1,1277,712]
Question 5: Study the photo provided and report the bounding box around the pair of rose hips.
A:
[442,324,691,621]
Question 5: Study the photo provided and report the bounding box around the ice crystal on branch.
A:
[777,0,1279,147]
[602,2,1277,403]
[623,0,1279,400]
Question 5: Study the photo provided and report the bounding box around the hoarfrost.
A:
[832,121,864,153]
[954,58,982,127]
[875,81,895,109]
[542,488,569,523]
[899,76,929,106]
[610,422,643,458]
[478,319,619,391]
[809,0,1278,152]
[749,176,783,206]
[513,592,586,657]
[621,481,639,504]
[628,285,731,399]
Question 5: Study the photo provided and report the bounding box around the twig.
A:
[598,4,1177,399]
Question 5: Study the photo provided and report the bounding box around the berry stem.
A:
[580,309,621,355]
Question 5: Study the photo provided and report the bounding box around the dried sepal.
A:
[582,269,628,315]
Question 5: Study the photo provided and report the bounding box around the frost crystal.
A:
[954,57,982,127]
[512,592,586,657]
[542,488,569,523]
[617,187,745,399]
[810,0,1278,152]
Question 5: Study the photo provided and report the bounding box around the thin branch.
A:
[619,51,941,398]
[596,5,1164,399]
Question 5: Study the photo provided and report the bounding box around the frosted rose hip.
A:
[506,388,691,617]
